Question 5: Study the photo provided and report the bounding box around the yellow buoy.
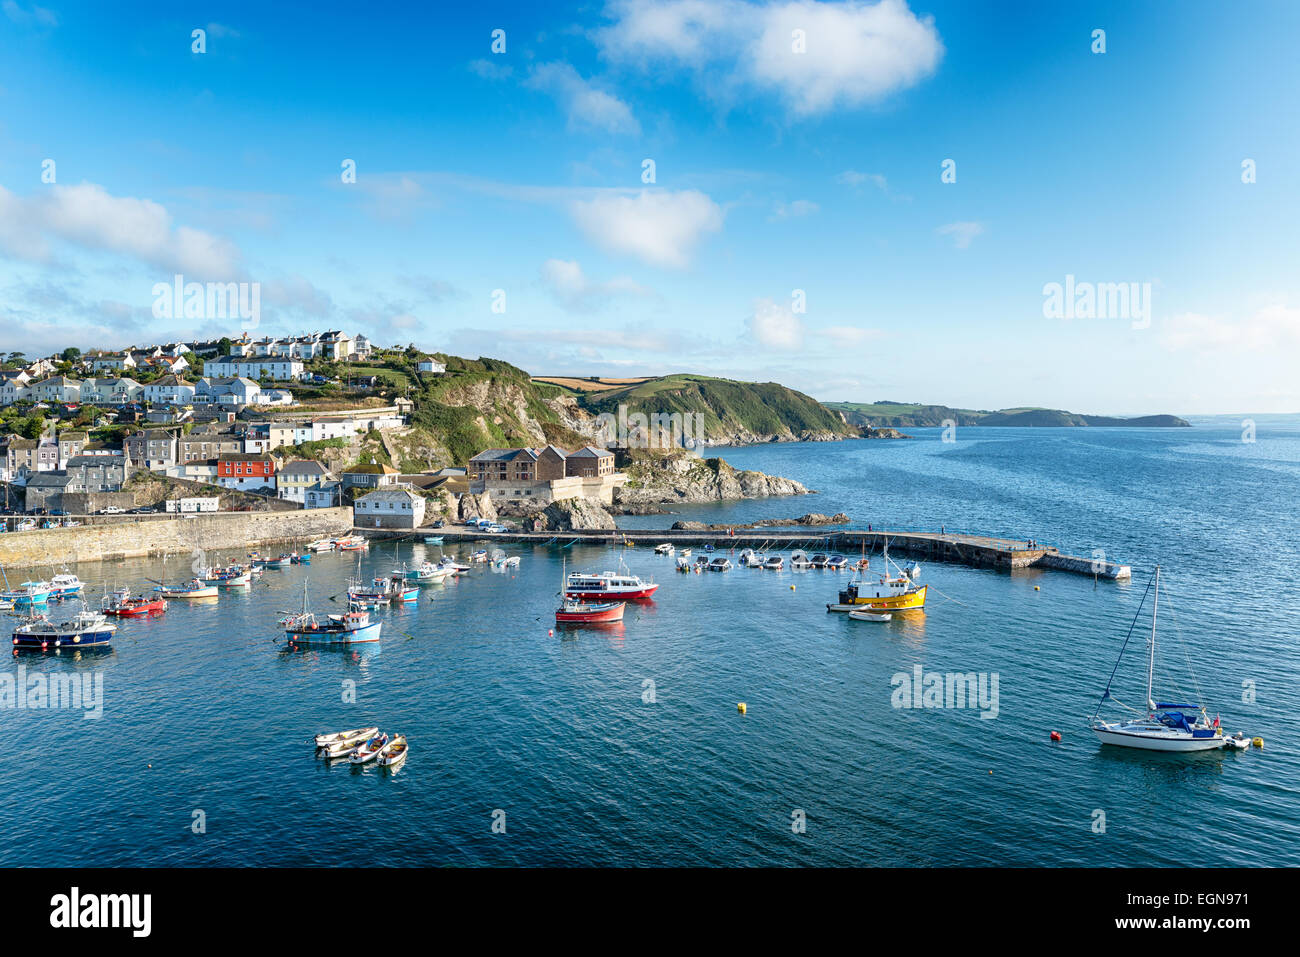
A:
[1034,586,1040,591]
[790,585,796,591]
[1252,737,1264,748]
[737,702,747,714]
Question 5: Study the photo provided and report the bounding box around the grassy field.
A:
[532,375,656,392]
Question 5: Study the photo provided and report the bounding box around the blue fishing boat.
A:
[12,608,116,650]
[282,582,382,645]
[3,581,53,606]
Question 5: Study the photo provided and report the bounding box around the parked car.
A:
[49,509,68,516]
[98,506,124,514]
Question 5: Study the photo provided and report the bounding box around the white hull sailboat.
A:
[1090,566,1227,753]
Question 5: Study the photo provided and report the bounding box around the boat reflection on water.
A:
[556,619,627,642]
[277,641,382,668]
[12,644,115,662]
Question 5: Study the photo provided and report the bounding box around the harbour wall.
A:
[373,526,1131,581]
[0,507,354,570]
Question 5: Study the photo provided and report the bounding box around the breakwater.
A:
[0,507,354,569]
[368,525,1131,580]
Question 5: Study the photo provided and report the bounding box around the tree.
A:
[218,337,233,357]
[61,347,82,362]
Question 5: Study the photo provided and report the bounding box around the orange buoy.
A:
[1050,731,1061,742]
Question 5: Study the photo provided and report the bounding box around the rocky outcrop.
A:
[457,491,497,523]
[528,497,616,531]
[669,513,849,531]
[860,426,910,439]
[614,449,810,511]
[753,512,851,527]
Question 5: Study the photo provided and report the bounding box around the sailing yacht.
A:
[1090,566,1226,752]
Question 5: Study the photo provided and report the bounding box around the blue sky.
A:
[1,0,1297,414]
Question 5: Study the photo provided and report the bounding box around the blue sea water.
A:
[1,415,1297,867]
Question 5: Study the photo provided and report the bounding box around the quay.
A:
[359,525,1132,580]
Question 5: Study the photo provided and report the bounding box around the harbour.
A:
[366,526,1133,579]
[0,420,1296,868]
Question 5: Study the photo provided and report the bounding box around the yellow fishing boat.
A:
[826,541,926,612]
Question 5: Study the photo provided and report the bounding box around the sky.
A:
[0,0,1297,415]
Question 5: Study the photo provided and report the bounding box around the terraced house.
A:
[31,376,81,402]
[125,429,178,471]
[277,459,334,504]
[143,375,196,405]
[216,453,275,491]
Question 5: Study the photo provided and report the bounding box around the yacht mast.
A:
[1146,565,1160,710]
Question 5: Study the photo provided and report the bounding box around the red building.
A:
[216,453,276,491]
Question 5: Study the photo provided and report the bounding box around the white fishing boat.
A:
[437,556,472,574]
[675,556,691,572]
[707,557,732,571]
[307,538,336,552]
[157,579,219,599]
[350,732,389,764]
[679,548,692,557]
[315,726,380,749]
[404,560,453,583]
[738,548,762,568]
[377,735,408,767]
[1090,566,1229,753]
[49,572,85,597]
[655,543,675,555]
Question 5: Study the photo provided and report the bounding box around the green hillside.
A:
[827,401,1190,428]
[580,374,858,442]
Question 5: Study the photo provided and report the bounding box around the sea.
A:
[1,414,1297,867]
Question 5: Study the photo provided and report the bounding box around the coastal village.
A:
[0,330,644,534]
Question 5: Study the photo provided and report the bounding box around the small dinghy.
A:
[315,726,380,749]
[848,609,892,622]
[655,543,675,555]
[676,556,691,572]
[1222,732,1251,750]
[350,732,389,764]
[377,735,409,767]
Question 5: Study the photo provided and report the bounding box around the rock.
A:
[860,426,910,439]
[753,512,850,527]
[615,449,810,509]
[458,491,497,523]
[670,520,708,531]
[529,497,616,531]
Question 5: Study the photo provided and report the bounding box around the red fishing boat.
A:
[555,597,626,624]
[100,587,167,617]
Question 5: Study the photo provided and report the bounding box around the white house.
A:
[354,487,425,528]
[80,377,144,405]
[195,376,263,407]
[89,352,136,372]
[144,375,197,405]
[0,380,31,406]
[417,358,446,374]
[204,356,305,381]
[31,376,82,402]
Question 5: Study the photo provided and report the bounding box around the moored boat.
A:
[565,568,659,600]
[283,582,383,645]
[825,555,848,570]
[556,598,626,623]
[827,542,926,612]
[101,588,167,617]
[848,609,892,622]
[350,732,389,764]
[158,579,220,599]
[377,735,408,767]
[2,581,52,606]
[48,573,85,597]
[655,543,675,555]
[764,555,784,570]
[1090,566,1232,753]
[707,557,732,571]
[12,608,116,650]
[315,726,380,749]
[676,556,691,572]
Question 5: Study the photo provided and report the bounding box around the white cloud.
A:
[936,220,983,249]
[746,297,803,349]
[527,62,641,135]
[469,58,514,81]
[0,182,241,277]
[3,1,58,27]
[1160,305,1300,352]
[770,199,819,220]
[541,259,652,311]
[836,169,888,191]
[596,0,943,117]
[570,189,723,268]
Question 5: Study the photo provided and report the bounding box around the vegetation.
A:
[581,374,857,441]
[827,401,1191,428]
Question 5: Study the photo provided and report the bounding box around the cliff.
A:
[614,449,811,511]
